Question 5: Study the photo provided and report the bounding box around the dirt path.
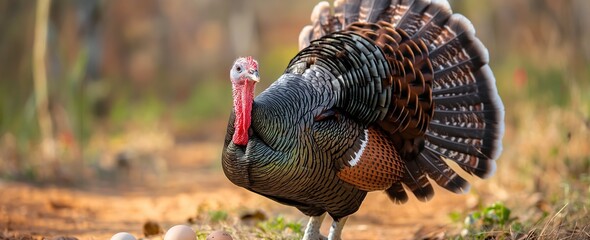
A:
[0,142,473,239]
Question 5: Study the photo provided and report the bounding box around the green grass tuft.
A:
[256,216,303,240]
[208,210,229,223]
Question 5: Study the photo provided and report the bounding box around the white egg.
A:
[164,225,196,240]
[110,232,136,240]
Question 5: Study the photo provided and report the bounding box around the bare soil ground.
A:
[0,141,477,240]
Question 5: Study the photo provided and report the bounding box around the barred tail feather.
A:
[419,149,470,193]
[426,64,504,179]
[299,1,331,50]
[391,0,431,34]
[299,0,394,50]
[413,13,503,194]
[359,0,390,22]
[385,181,408,204]
[400,160,435,201]
[342,0,362,25]
[385,2,503,201]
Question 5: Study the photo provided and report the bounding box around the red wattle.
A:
[232,79,255,146]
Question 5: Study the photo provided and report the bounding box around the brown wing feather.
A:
[337,127,405,191]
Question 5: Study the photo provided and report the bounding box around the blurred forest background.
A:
[1,0,321,182]
[0,0,589,238]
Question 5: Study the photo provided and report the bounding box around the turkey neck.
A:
[232,79,256,145]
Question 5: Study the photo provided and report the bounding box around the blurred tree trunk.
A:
[33,0,55,164]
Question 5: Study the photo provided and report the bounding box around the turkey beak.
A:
[247,69,260,82]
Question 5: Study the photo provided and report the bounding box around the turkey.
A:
[222,0,504,239]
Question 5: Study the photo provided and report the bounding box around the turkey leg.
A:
[328,216,348,240]
[302,213,328,240]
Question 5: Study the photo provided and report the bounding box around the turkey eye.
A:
[236,66,242,72]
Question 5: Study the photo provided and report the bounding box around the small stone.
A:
[143,220,163,237]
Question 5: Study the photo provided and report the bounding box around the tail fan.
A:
[298,0,504,203]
